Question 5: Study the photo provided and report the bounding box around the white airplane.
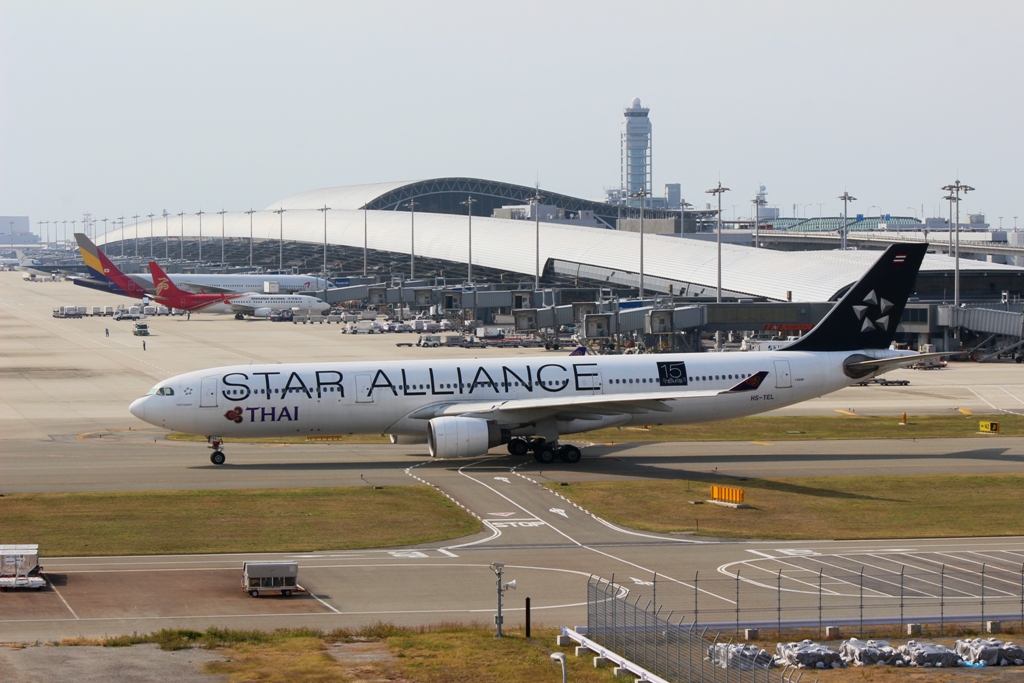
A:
[147,261,330,319]
[129,244,942,466]
[74,233,329,296]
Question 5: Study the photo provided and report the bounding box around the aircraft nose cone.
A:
[129,396,147,421]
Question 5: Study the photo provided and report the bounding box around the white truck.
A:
[0,544,46,591]
[242,561,299,597]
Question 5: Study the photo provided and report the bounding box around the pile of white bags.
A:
[774,640,844,669]
[954,638,1024,666]
[707,643,775,670]
[899,640,964,667]
[839,638,908,666]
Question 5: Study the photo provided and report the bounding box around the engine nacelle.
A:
[253,307,272,318]
[389,434,428,445]
[427,416,504,458]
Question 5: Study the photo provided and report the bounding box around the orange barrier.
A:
[710,485,745,504]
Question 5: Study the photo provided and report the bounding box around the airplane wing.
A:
[407,371,769,423]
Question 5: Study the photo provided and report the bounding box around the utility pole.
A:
[177,211,185,260]
[195,210,205,263]
[318,205,331,278]
[245,209,255,267]
[837,191,856,250]
[530,188,544,290]
[460,197,476,283]
[707,182,730,351]
[273,208,286,271]
[630,188,650,298]
[404,199,417,278]
[941,180,975,311]
[217,209,227,265]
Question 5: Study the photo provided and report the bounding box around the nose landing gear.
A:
[208,436,226,465]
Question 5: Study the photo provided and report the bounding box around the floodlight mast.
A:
[217,209,227,265]
[132,215,140,257]
[837,192,856,250]
[318,205,331,278]
[404,199,417,279]
[941,180,974,312]
[529,188,544,290]
[273,208,286,271]
[163,210,169,260]
[630,188,650,299]
[177,211,185,260]
[707,182,730,352]
[195,210,205,263]
[147,213,156,258]
[460,197,476,284]
[245,209,255,267]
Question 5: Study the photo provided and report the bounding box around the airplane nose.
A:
[129,396,147,421]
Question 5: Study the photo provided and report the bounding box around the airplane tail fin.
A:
[74,233,150,300]
[783,243,928,353]
[147,261,188,300]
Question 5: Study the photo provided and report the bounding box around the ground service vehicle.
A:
[242,561,299,597]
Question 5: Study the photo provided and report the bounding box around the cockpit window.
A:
[154,387,175,396]
[146,386,158,396]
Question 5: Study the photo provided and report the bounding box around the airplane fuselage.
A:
[130,350,861,440]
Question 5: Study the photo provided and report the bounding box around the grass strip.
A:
[1,487,479,556]
[548,473,1024,540]
[165,413,1024,445]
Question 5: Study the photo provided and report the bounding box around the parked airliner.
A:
[146,261,330,318]
[129,244,940,465]
[73,234,328,296]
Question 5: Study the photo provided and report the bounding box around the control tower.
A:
[620,97,652,206]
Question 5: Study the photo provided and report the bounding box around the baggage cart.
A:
[242,561,300,597]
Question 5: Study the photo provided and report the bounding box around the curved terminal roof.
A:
[101,179,1022,303]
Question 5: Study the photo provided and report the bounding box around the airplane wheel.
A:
[507,439,529,456]
[235,313,244,320]
[249,590,259,598]
[535,446,556,464]
[282,590,292,597]
[210,451,226,465]
[558,445,582,463]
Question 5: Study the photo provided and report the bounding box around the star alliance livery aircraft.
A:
[130,244,940,466]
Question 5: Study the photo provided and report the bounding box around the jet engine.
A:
[253,307,272,318]
[427,416,506,458]
[389,434,428,445]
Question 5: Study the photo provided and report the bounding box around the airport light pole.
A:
[132,215,140,257]
[460,197,476,284]
[9,220,13,252]
[529,189,544,290]
[177,211,185,260]
[195,210,205,263]
[318,205,331,278]
[217,209,227,265]
[147,213,155,258]
[941,180,974,311]
[274,208,286,271]
[751,195,767,248]
[363,206,368,277]
[117,216,125,256]
[837,192,856,250]
[101,218,108,245]
[245,209,255,267]
[163,210,169,260]
[630,188,650,298]
[404,200,417,279]
[707,182,730,352]
[62,220,68,250]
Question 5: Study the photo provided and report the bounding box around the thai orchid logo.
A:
[224,407,244,423]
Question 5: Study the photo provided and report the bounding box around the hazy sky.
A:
[2,0,1022,232]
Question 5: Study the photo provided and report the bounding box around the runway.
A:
[2,272,1023,641]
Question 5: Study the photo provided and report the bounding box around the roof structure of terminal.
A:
[98,177,1023,303]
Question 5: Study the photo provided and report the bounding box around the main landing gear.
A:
[506,438,582,464]
[208,436,226,465]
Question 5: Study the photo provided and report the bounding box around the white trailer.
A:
[0,544,46,591]
[242,561,299,597]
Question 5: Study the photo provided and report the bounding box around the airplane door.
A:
[578,370,603,394]
[355,373,374,403]
[200,377,219,407]
[773,360,792,389]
